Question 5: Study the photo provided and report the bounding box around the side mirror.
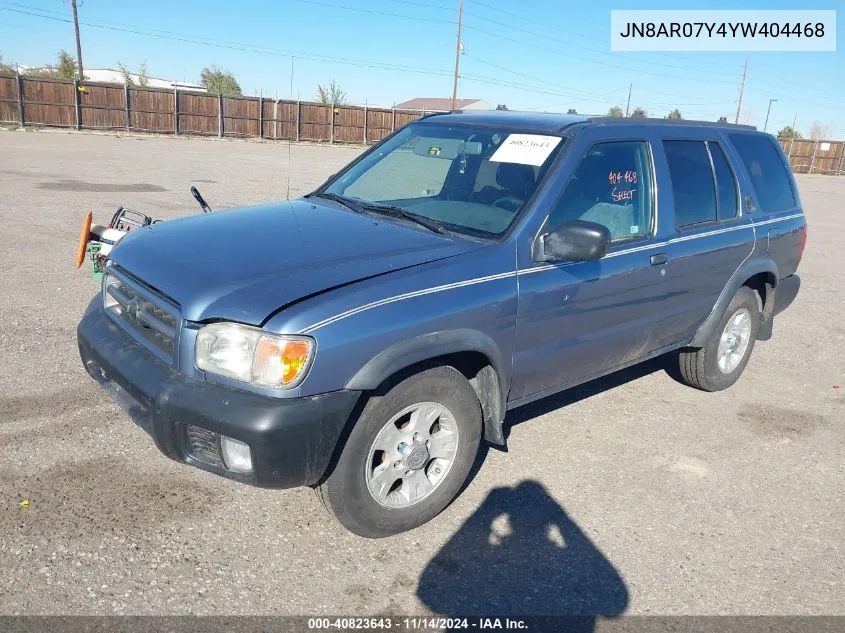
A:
[534,220,610,263]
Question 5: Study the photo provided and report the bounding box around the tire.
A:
[679,286,760,392]
[317,365,482,538]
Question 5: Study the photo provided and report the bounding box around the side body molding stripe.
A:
[298,214,804,334]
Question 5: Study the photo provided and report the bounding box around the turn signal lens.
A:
[283,340,311,384]
[252,337,313,387]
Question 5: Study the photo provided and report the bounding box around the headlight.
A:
[195,323,314,389]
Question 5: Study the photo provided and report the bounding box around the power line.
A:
[1,2,639,106]
[461,23,738,85]
[463,54,632,101]
[291,0,454,24]
[0,5,455,77]
[468,0,845,105]
[382,0,455,10]
[460,74,728,117]
[466,53,736,107]
[466,0,738,71]
[465,1,844,106]
[6,0,838,115]
[461,9,732,79]
[459,72,639,106]
[299,0,738,82]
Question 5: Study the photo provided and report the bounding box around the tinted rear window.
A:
[663,140,717,228]
[729,133,796,212]
[709,142,738,220]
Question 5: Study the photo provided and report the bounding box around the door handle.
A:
[650,253,668,266]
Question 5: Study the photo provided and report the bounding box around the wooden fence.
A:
[0,73,429,144]
[778,138,845,175]
[3,73,844,173]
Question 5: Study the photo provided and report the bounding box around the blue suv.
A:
[78,112,805,537]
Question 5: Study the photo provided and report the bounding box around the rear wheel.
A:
[317,365,482,537]
[679,286,760,392]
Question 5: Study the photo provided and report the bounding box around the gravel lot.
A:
[0,130,842,617]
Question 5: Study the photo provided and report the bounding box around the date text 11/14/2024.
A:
[307,617,529,630]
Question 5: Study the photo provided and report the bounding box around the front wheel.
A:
[317,365,482,538]
[679,286,761,392]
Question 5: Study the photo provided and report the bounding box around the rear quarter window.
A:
[729,133,796,212]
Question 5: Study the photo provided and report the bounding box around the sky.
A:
[0,0,842,138]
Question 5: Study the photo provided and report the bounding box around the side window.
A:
[729,133,796,212]
[663,140,717,228]
[708,142,738,220]
[546,141,653,243]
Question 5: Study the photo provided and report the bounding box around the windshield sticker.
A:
[428,146,441,156]
[609,170,637,185]
[489,134,561,166]
[611,187,637,202]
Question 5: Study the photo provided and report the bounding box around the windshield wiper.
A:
[311,194,448,235]
[310,192,366,214]
[360,203,448,235]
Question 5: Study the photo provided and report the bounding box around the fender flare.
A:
[345,329,509,445]
[690,257,779,347]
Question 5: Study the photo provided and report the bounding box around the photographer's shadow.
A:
[417,481,628,630]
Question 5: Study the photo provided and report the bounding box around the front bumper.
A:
[77,302,360,488]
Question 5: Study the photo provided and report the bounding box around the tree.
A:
[117,61,150,87]
[25,50,82,80]
[776,125,802,140]
[565,108,577,114]
[665,109,683,120]
[717,116,728,124]
[56,50,77,80]
[495,104,508,110]
[117,62,135,85]
[315,80,347,105]
[200,66,242,96]
[630,106,647,119]
[0,55,14,73]
[607,106,624,117]
[808,121,830,141]
[138,61,150,87]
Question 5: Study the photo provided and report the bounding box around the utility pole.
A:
[791,112,797,131]
[734,57,748,125]
[70,0,84,80]
[763,98,777,132]
[450,0,463,111]
[625,83,632,117]
[290,56,294,98]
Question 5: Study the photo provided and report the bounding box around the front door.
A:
[510,134,670,404]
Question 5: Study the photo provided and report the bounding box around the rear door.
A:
[510,126,672,404]
[658,132,756,343]
[727,132,806,279]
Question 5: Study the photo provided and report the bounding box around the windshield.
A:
[320,122,565,239]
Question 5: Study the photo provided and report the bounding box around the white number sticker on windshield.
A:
[489,134,562,166]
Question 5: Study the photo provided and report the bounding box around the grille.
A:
[103,269,180,364]
[186,425,225,469]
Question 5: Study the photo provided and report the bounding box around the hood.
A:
[109,199,482,324]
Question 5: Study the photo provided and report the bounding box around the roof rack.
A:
[418,110,461,119]
[584,116,757,131]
